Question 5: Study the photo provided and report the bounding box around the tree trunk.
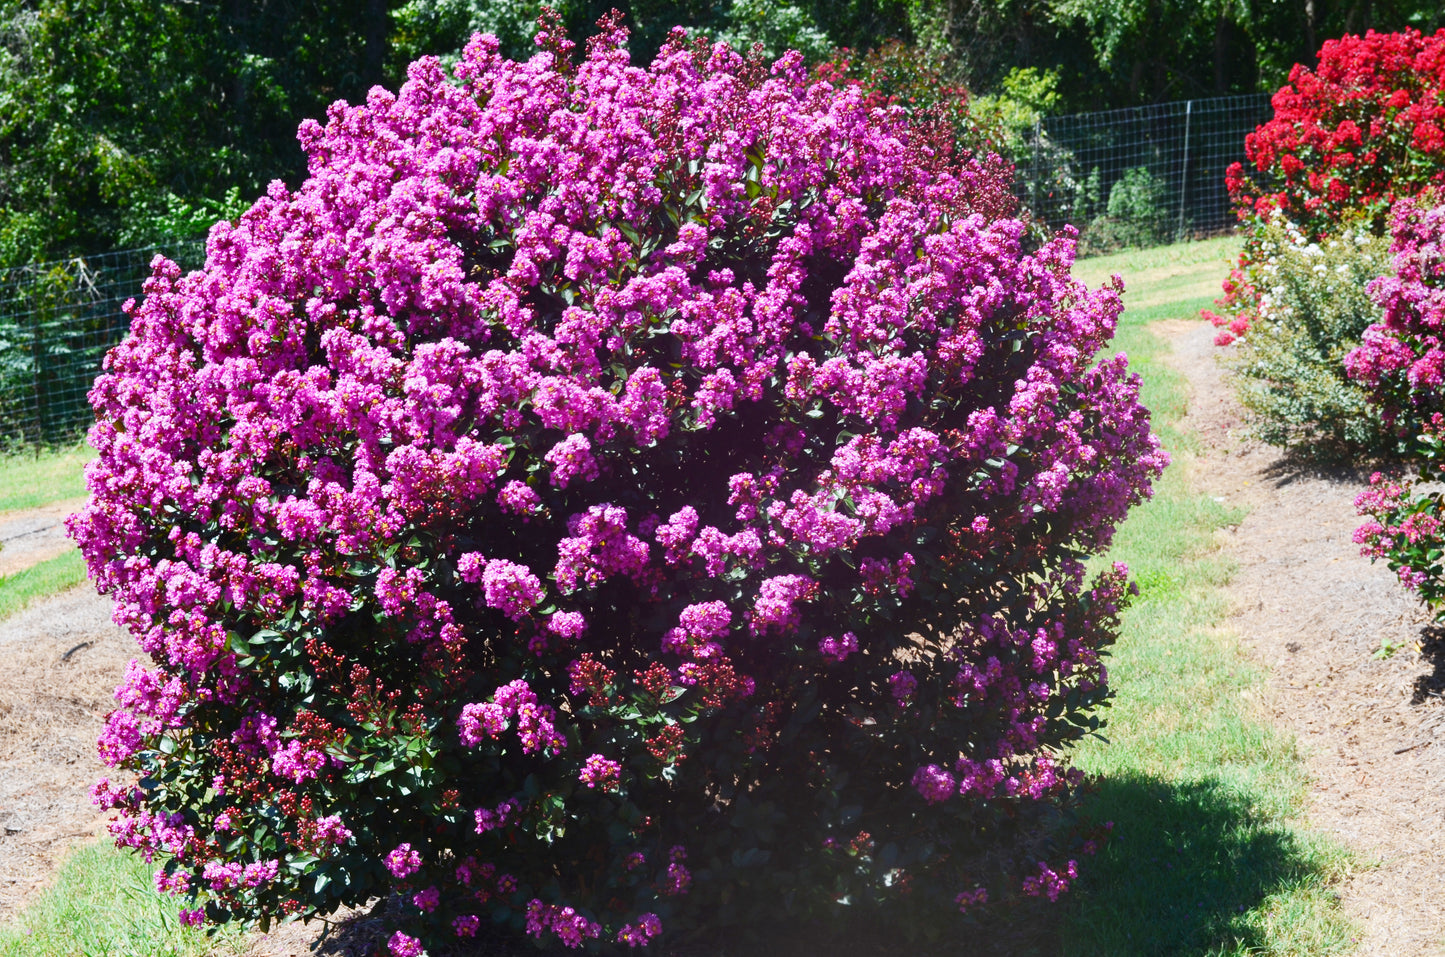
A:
[1214,14,1230,94]
[1304,0,1317,65]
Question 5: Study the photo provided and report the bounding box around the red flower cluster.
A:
[1213,29,1445,343]
[1231,28,1445,235]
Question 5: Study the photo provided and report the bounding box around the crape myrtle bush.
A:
[68,15,1166,955]
[1231,29,1445,237]
[1219,217,1395,457]
[1212,29,1445,344]
[1350,198,1445,605]
[811,41,1013,212]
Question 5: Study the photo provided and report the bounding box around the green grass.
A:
[0,843,244,957]
[1059,236,1355,956]
[1075,233,1241,317]
[0,442,94,513]
[0,441,93,622]
[0,549,88,621]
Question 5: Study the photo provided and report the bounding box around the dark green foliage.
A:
[6,0,1445,270]
[912,0,1445,112]
[388,0,911,72]
[0,0,395,266]
[1083,167,1173,253]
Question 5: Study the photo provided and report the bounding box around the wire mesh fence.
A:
[1014,93,1273,254]
[0,241,203,448]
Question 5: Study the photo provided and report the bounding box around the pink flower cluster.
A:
[616,912,662,947]
[578,753,622,791]
[526,899,602,948]
[1346,201,1445,403]
[458,679,565,754]
[911,763,955,804]
[386,844,423,879]
[1020,859,1079,902]
[68,13,1163,952]
[1347,201,1445,607]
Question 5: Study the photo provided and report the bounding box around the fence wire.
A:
[0,241,203,447]
[1014,93,1273,253]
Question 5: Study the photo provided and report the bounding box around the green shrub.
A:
[1084,167,1173,254]
[1222,219,1395,457]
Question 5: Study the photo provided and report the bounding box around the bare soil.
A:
[1163,317,1445,956]
[0,587,128,917]
[0,322,1442,954]
[0,498,85,577]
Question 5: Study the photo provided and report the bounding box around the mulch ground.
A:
[0,587,128,917]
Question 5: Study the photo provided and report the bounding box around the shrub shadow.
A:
[1258,452,1397,489]
[1062,773,1335,956]
[1411,624,1445,704]
[294,773,1332,957]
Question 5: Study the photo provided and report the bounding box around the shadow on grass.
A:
[303,773,1335,957]
[1063,772,1338,957]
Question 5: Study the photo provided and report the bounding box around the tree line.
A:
[1,0,1441,267]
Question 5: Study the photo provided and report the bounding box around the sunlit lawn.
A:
[1059,235,1355,956]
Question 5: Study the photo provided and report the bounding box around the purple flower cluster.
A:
[616,912,662,947]
[386,844,423,880]
[527,899,602,948]
[578,753,622,790]
[1348,199,1445,608]
[69,14,1163,951]
[1346,200,1445,402]
[1020,859,1079,902]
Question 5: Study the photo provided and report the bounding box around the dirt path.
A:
[1163,318,1445,956]
[0,587,128,918]
[0,498,84,577]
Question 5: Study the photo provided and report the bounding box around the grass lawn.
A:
[0,844,244,957]
[0,445,244,956]
[0,442,96,623]
[0,550,89,621]
[0,442,93,514]
[1059,235,1355,955]
[1075,233,1241,316]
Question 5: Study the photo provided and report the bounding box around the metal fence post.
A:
[1177,99,1193,242]
[1008,93,1270,251]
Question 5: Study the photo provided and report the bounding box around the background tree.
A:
[906,0,1445,110]
[0,0,399,266]
[5,0,1445,268]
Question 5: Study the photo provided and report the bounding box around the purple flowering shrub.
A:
[1349,198,1445,606]
[69,15,1166,953]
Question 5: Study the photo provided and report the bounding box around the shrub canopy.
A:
[70,18,1165,953]
[1229,28,1445,239]
[1351,199,1445,610]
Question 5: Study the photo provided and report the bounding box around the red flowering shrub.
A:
[1230,29,1445,237]
[1213,29,1445,344]
[68,17,1165,954]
